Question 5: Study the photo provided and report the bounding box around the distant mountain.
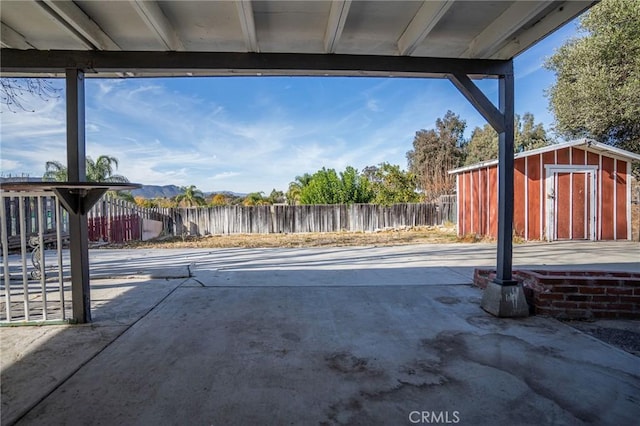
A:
[0,176,43,183]
[131,185,246,199]
[131,185,183,199]
[0,178,245,199]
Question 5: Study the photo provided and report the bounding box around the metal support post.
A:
[66,68,91,323]
[481,60,528,317]
[495,66,515,285]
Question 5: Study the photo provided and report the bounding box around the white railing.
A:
[0,190,69,324]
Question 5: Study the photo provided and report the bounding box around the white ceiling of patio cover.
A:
[0,0,595,77]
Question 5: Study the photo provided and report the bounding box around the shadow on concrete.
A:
[2,242,640,425]
[1,275,185,426]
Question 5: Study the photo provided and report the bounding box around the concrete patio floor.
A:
[1,241,639,425]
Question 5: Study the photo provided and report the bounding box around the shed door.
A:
[545,167,597,241]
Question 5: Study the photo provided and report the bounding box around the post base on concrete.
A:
[481,280,529,317]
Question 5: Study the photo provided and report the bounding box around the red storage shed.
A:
[449,139,640,241]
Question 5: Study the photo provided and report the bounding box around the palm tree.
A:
[87,155,128,183]
[242,192,266,206]
[286,173,313,205]
[43,160,68,181]
[43,155,128,183]
[175,185,206,207]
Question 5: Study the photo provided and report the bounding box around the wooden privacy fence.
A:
[168,199,456,236]
[87,215,142,242]
[2,194,457,242]
[87,196,166,243]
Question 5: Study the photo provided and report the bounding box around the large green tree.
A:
[363,163,420,205]
[299,166,373,205]
[545,0,640,156]
[464,113,550,165]
[464,124,497,166]
[406,110,466,200]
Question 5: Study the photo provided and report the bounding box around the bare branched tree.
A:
[0,78,61,112]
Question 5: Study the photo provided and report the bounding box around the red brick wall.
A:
[474,269,640,319]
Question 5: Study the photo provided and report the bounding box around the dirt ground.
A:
[106,226,463,249]
[566,320,640,357]
[100,207,640,248]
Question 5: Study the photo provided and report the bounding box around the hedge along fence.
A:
[167,201,456,236]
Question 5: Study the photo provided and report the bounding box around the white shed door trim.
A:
[545,165,598,241]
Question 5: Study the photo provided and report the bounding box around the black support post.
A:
[495,65,516,285]
[477,61,528,316]
[66,68,91,323]
[449,61,528,317]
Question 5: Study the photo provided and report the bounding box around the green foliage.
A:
[175,185,206,207]
[339,166,373,204]
[299,166,373,205]
[363,163,420,205]
[43,155,128,183]
[267,189,286,204]
[117,191,135,203]
[135,196,158,208]
[299,168,342,204]
[516,113,549,151]
[43,155,130,200]
[43,161,67,182]
[545,0,640,158]
[286,173,313,205]
[464,124,498,165]
[242,192,266,206]
[210,193,229,206]
[464,113,550,165]
[406,110,466,200]
[87,156,129,183]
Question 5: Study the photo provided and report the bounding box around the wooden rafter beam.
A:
[461,1,552,58]
[324,0,351,54]
[0,22,34,49]
[491,1,595,59]
[42,0,120,50]
[235,0,259,53]
[34,1,93,49]
[397,0,454,56]
[130,0,184,51]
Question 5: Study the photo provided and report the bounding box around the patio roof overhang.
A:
[1,1,594,73]
[0,0,597,322]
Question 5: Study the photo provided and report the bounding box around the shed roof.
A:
[449,139,640,175]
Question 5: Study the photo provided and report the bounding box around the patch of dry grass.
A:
[107,226,460,249]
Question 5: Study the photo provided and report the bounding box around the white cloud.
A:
[1,62,562,193]
[0,158,21,173]
[366,99,382,112]
[211,171,241,180]
[97,79,125,95]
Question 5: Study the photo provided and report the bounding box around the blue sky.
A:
[1,19,580,194]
